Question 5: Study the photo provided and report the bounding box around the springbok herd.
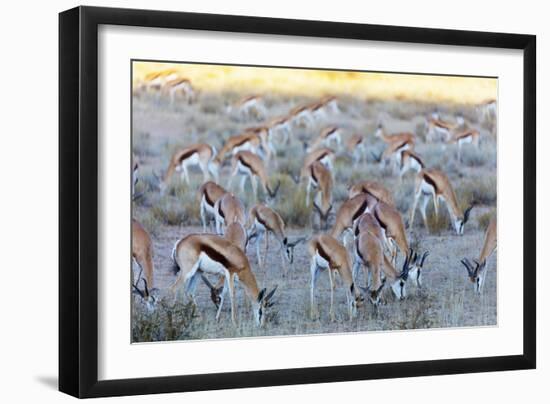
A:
[131,68,498,333]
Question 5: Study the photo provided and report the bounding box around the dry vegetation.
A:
[132,77,497,343]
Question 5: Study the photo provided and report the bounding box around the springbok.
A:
[308,234,364,320]
[460,216,497,293]
[409,168,474,235]
[213,193,246,235]
[448,128,480,161]
[329,193,378,244]
[346,133,366,164]
[348,180,395,207]
[228,151,280,200]
[198,181,227,232]
[227,95,267,120]
[307,162,333,229]
[306,126,343,152]
[288,104,314,128]
[162,77,195,104]
[132,219,156,310]
[170,234,277,326]
[371,200,410,266]
[215,130,269,164]
[426,116,456,143]
[353,214,414,304]
[297,147,335,184]
[398,149,425,180]
[247,204,306,272]
[160,144,219,191]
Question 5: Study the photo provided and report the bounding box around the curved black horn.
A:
[265,285,278,302]
[463,204,474,224]
[268,180,281,198]
[142,278,150,297]
[460,258,474,276]
[420,251,430,267]
[132,284,144,298]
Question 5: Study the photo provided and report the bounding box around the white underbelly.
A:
[237,161,252,175]
[198,252,228,276]
[421,180,435,195]
[458,136,473,146]
[201,196,216,215]
[315,252,330,269]
[179,153,200,168]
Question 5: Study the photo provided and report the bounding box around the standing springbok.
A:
[198,181,227,232]
[460,216,497,293]
[170,234,277,326]
[308,234,364,320]
[307,162,333,229]
[308,96,339,118]
[160,144,219,191]
[228,151,280,200]
[247,204,306,272]
[409,168,474,235]
[266,115,292,146]
[132,219,156,310]
[213,193,246,235]
[425,116,456,143]
[288,105,314,128]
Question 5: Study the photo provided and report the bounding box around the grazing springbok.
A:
[266,115,292,146]
[170,234,277,326]
[308,234,364,320]
[298,147,335,183]
[346,133,366,164]
[306,126,343,152]
[460,216,497,293]
[132,219,156,310]
[162,77,195,104]
[398,149,425,180]
[288,104,314,128]
[215,130,269,164]
[159,144,219,191]
[409,168,474,235]
[426,116,456,143]
[247,204,306,272]
[448,128,480,161]
[198,181,227,232]
[213,193,246,235]
[353,214,413,304]
[227,95,267,120]
[329,193,378,244]
[371,200,410,266]
[348,180,395,207]
[228,151,280,200]
[307,162,334,229]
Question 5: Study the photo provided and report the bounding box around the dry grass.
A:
[131,78,497,342]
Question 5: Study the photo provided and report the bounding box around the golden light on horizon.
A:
[133,61,497,105]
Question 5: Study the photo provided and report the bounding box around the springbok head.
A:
[313,201,333,230]
[454,204,474,235]
[256,286,278,327]
[409,250,430,288]
[282,236,308,264]
[132,278,157,312]
[390,250,414,300]
[460,258,487,294]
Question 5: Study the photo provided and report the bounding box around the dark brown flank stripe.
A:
[422,172,439,193]
[373,208,387,232]
[457,130,475,139]
[310,165,318,183]
[234,136,253,148]
[177,148,197,163]
[238,155,253,172]
[240,95,257,103]
[352,198,370,222]
[355,236,364,260]
[393,140,409,151]
[255,212,269,229]
[204,188,215,207]
[217,200,225,219]
[324,127,338,137]
[202,243,233,270]
[316,241,332,265]
[172,78,190,86]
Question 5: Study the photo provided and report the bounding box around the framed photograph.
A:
[59,6,536,398]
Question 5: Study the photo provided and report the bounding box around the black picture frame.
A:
[59,5,536,398]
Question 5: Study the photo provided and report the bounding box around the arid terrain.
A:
[131,69,497,342]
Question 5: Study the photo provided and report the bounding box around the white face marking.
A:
[391,279,406,300]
